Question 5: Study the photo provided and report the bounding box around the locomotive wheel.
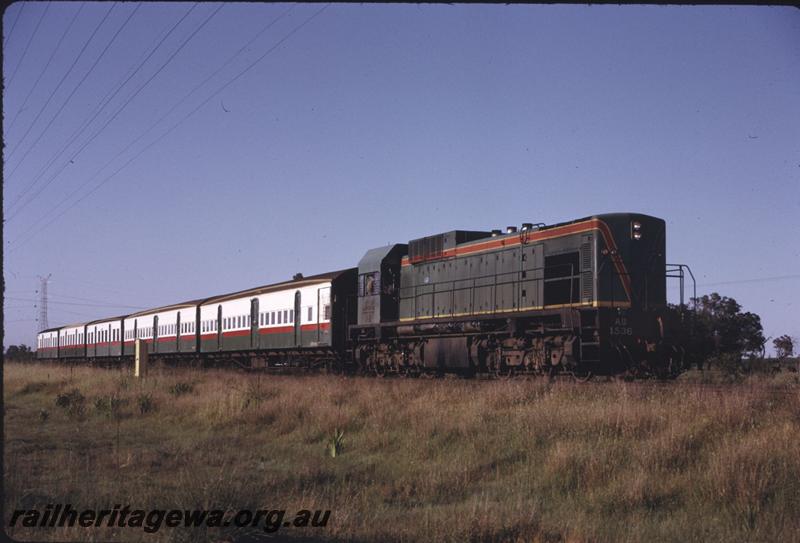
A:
[572,368,593,382]
[494,364,515,379]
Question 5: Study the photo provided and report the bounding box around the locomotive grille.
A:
[409,234,444,264]
[580,239,592,270]
[581,272,593,301]
[580,239,593,302]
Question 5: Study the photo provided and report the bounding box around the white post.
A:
[135,339,148,378]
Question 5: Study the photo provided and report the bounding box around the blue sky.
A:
[3,3,799,351]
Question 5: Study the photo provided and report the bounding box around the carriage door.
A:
[153,315,159,353]
[294,290,301,347]
[250,298,259,349]
[176,312,182,352]
[216,305,223,351]
[317,286,331,345]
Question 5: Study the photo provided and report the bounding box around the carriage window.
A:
[283,310,288,323]
[308,306,312,322]
[323,304,331,320]
[543,252,581,306]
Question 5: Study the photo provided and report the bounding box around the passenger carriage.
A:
[86,317,124,359]
[122,301,202,358]
[36,329,60,360]
[198,269,356,363]
[57,323,88,359]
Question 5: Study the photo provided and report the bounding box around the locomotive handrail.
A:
[401,262,583,319]
[666,263,697,311]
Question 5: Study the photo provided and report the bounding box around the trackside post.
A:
[135,339,148,377]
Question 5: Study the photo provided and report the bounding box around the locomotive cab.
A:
[355,244,408,327]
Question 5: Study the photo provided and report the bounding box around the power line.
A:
[7,3,141,201]
[5,4,197,220]
[48,292,148,306]
[7,3,86,132]
[8,5,296,242]
[44,307,109,319]
[667,274,800,290]
[5,3,116,162]
[9,4,329,250]
[5,2,50,88]
[7,2,129,195]
[3,2,25,48]
[7,2,217,221]
[5,296,146,309]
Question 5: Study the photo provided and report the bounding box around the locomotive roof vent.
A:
[521,223,533,231]
[408,230,491,264]
[491,229,502,237]
[506,226,518,234]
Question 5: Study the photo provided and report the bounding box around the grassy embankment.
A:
[4,361,799,542]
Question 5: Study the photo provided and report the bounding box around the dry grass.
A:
[4,362,800,542]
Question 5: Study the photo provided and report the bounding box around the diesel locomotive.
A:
[37,212,684,379]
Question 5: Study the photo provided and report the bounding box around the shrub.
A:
[168,382,194,397]
[241,382,265,410]
[55,389,85,418]
[137,393,156,415]
[708,353,746,380]
[94,395,126,418]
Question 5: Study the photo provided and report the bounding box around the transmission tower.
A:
[36,274,51,330]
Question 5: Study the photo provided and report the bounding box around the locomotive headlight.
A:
[631,221,642,240]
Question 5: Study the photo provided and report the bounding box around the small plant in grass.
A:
[326,428,345,458]
[55,389,85,418]
[241,382,264,410]
[20,382,47,395]
[38,409,49,423]
[168,382,194,397]
[94,395,126,418]
[137,393,156,415]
